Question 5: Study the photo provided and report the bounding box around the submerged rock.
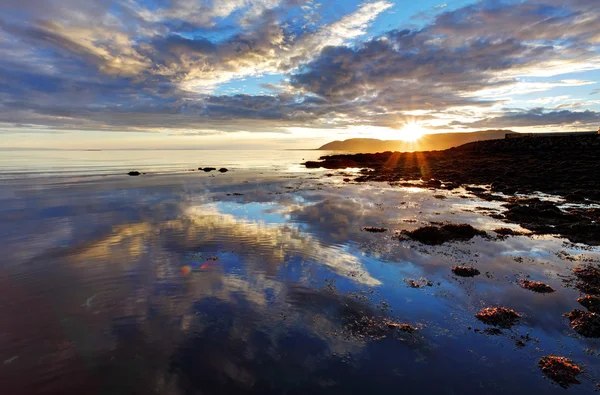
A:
[475,307,521,328]
[578,295,600,313]
[400,223,487,245]
[519,279,555,293]
[342,316,417,341]
[128,171,141,176]
[568,309,600,337]
[538,355,581,388]
[451,266,480,277]
[362,226,388,233]
[404,278,433,288]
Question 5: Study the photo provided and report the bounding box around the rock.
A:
[565,193,585,202]
[475,307,521,328]
[568,309,600,337]
[538,355,581,388]
[388,323,417,333]
[201,167,217,172]
[573,265,600,295]
[404,278,433,288]
[503,199,600,245]
[128,171,141,176]
[518,279,555,293]
[465,186,486,193]
[362,226,388,233]
[451,266,480,277]
[400,223,487,245]
[219,168,229,173]
[493,227,527,236]
[578,295,600,313]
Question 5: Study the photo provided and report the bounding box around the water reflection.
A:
[1,172,599,394]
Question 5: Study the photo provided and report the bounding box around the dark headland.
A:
[318,130,513,151]
[306,133,600,245]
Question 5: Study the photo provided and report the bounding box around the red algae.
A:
[573,265,600,283]
[518,279,555,293]
[340,316,417,341]
[538,355,581,388]
[568,309,600,338]
[475,307,521,328]
[451,266,480,277]
[387,323,417,333]
[572,265,600,295]
[578,295,600,313]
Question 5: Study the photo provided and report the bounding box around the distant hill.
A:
[318,130,514,152]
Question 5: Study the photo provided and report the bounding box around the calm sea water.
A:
[0,150,599,394]
[0,149,328,179]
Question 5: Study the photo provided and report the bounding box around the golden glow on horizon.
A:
[399,122,426,142]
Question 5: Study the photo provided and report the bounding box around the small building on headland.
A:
[505,131,599,139]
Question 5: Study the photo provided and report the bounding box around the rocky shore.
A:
[305,134,600,245]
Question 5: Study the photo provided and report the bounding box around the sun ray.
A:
[399,122,426,142]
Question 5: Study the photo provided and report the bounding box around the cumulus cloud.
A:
[0,0,599,137]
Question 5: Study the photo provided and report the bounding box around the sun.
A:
[399,122,426,142]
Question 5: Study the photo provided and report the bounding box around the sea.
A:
[0,149,598,394]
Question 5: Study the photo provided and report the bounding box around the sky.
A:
[1,0,599,149]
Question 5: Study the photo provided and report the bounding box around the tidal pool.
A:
[0,168,598,394]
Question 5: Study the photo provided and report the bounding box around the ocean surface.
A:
[0,150,599,394]
[0,149,327,180]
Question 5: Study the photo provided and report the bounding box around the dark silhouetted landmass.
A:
[318,130,514,151]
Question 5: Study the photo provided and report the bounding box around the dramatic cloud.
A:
[452,108,600,129]
[0,0,599,142]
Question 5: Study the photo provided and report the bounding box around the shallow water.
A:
[1,159,599,394]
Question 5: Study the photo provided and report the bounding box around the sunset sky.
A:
[1,0,599,149]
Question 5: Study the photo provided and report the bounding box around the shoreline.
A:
[305,134,600,245]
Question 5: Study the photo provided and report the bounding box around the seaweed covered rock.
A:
[475,307,521,328]
[387,323,417,333]
[578,295,600,313]
[503,199,600,245]
[568,309,600,337]
[519,279,555,293]
[403,278,433,288]
[538,355,581,388]
[452,266,480,277]
[573,265,600,295]
[400,223,487,245]
[341,316,417,341]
